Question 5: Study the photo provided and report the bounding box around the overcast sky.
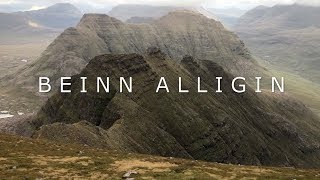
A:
[0,0,319,12]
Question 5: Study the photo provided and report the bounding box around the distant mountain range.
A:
[108,4,180,21]
[15,3,82,29]
[0,3,242,43]
[236,4,320,83]
[0,3,82,43]
[108,4,217,21]
[108,4,245,29]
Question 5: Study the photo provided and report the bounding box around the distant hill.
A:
[235,4,320,83]
[0,12,54,34]
[0,3,82,44]
[16,3,82,29]
[108,4,217,21]
[108,4,180,21]
[108,4,246,29]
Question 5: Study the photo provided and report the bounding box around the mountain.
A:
[0,13,54,34]
[0,3,82,44]
[235,4,320,83]
[108,4,180,21]
[1,133,319,179]
[16,3,82,29]
[108,4,217,21]
[9,11,260,91]
[1,8,320,169]
[14,49,318,168]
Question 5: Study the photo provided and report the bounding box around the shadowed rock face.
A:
[31,51,320,168]
[9,11,261,91]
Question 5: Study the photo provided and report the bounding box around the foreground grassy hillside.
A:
[271,70,320,117]
[0,133,319,179]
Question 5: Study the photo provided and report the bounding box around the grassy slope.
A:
[271,70,320,117]
[0,133,319,179]
[257,58,320,117]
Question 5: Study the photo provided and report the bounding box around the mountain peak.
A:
[254,5,269,10]
[77,13,122,28]
[157,10,212,23]
[45,3,80,13]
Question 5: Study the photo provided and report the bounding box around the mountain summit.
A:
[20,3,82,29]
[42,3,81,13]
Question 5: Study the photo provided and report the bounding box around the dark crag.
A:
[30,50,320,168]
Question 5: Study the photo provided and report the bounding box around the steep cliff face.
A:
[31,50,320,168]
[10,11,261,90]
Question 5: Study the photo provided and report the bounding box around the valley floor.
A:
[0,43,49,79]
[0,133,319,179]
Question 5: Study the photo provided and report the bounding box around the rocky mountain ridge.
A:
[9,49,319,168]
[8,11,261,91]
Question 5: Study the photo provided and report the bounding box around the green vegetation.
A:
[257,59,320,117]
[271,70,320,116]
